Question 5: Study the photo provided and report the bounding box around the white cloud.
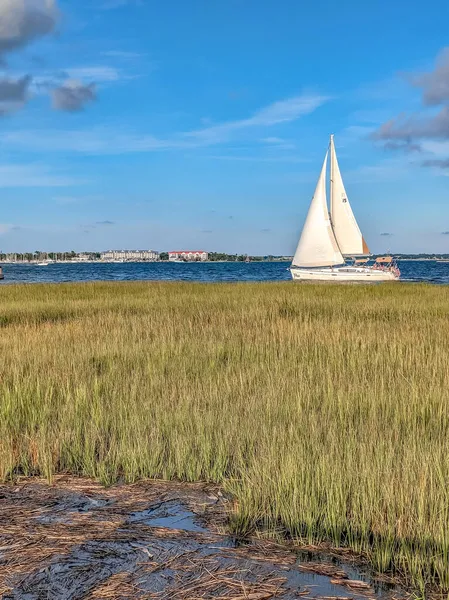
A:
[0,92,330,154]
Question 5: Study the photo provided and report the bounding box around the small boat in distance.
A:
[0,266,3,280]
[36,262,50,266]
[290,135,400,282]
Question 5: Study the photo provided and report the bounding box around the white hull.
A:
[290,265,398,282]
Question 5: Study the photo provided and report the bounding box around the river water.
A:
[0,260,448,284]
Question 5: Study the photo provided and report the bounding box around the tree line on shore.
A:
[2,251,449,262]
[0,251,293,262]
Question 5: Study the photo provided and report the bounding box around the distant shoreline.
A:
[1,258,449,265]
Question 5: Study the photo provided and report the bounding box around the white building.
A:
[72,254,90,262]
[168,251,208,262]
[101,250,159,262]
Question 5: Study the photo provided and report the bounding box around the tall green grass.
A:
[1,281,449,592]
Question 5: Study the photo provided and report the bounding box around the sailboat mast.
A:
[328,135,342,253]
[329,135,370,257]
[330,135,334,176]
[329,134,335,222]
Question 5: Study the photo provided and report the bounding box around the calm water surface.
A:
[0,260,448,284]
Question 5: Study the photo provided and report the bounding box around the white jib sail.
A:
[330,135,370,256]
[292,151,344,268]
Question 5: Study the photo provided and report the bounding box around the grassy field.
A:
[1,281,449,593]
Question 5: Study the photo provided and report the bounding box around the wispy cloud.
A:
[0,164,86,188]
[261,137,287,144]
[53,195,103,205]
[101,51,144,59]
[372,47,449,171]
[31,65,122,93]
[260,136,295,150]
[54,196,82,205]
[1,129,180,153]
[100,0,143,9]
[64,66,121,82]
[204,155,306,163]
[0,92,329,154]
[351,109,395,125]
[96,220,115,226]
[185,94,330,144]
[380,232,393,236]
[420,140,449,156]
[29,65,121,113]
[345,157,413,183]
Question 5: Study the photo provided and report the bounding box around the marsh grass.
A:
[1,281,449,593]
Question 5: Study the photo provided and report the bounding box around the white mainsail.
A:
[292,151,344,268]
[330,135,369,256]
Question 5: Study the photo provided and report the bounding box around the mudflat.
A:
[0,477,402,600]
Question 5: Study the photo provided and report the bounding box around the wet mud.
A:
[0,477,405,599]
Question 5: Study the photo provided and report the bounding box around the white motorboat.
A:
[290,135,400,282]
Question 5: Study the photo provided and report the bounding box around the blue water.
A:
[0,260,448,284]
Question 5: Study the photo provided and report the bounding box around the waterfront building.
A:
[168,251,208,262]
[72,254,90,262]
[101,250,159,261]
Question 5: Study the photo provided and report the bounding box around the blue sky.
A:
[0,0,448,254]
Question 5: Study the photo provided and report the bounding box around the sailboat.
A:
[290,135,400,282]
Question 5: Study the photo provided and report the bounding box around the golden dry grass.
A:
[1,280,448,593]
